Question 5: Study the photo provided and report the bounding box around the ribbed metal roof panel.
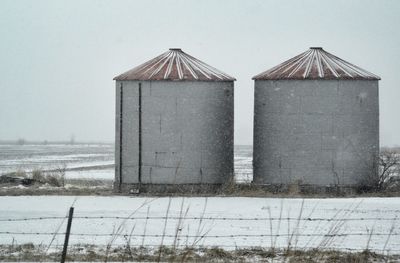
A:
[114,48,236,81]
[253,47,380,80]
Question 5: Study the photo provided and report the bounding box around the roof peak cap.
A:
[169,48,182,51]
[310,47,323,50]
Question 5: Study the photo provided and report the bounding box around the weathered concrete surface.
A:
[115,80,234,191]
[253,80,379,187]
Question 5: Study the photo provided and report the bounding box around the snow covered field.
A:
[0,144,253,182]
[1,145,399,255]
[234,145,253,183]
[0,144,114,180]
[0,196,399,254]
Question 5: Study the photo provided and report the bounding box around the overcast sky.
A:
[0,0,399,146]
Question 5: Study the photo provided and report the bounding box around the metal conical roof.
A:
[253,47,380,80]
[114,48,236,81]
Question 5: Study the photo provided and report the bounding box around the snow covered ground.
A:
[1,145,398,255]
[0,144,114,180]
[0,196,399,254]
[0,144,253,182]
[234,145,252,183]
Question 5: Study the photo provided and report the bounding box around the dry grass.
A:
[2,176,400,197]
[0,168,66,187]
[1,244,398,262]
[1,160,400,197]
[0,175,113,196]
[31,169,64,187]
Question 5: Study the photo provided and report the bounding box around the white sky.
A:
[0,0,399,146]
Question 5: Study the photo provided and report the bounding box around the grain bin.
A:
[114,48,235,193]
[252,47,380,189]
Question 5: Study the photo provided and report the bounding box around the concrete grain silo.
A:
[253,47,380,189]
[114,48,235,193]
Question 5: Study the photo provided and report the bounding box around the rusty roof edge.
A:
[113,75,236,81]
[252,76,380,80]
[114,79,236,82]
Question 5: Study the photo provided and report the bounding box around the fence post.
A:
[61,207,74,263]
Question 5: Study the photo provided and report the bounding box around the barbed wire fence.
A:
[1,211,400,263]
[0,216,399,222]
[1,213,399,252]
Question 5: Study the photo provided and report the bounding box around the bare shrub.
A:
[31,169,46,183]
[15,169,27,178]
[45,174,63,187]
[30,169,64,187]
[378,150,400,190]
[361,150,400,192]
[47,165,66,187]
[220,176,236,194]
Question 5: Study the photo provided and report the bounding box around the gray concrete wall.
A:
[115,81,140,188]
[115,80,234,189]
[253,80,379,186]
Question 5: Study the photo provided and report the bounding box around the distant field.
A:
[0,144,114,180]
[4,144,396,185]
[0,144,253,183]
